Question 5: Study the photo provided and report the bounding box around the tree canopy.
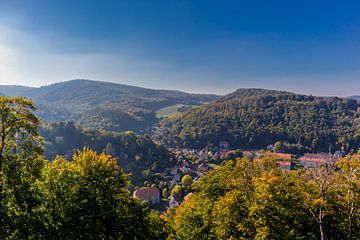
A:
[165,153,360,240]
[164,89,360,153]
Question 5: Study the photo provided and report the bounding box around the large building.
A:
[133,187,160,204]
[299,153,339,168]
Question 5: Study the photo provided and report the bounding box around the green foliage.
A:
[171,185,183,199]
[40,122,175,186]
[38,147,162,239]
[181,175,193,189]
[164,89,360,153]
[166,154,360,240]
[0,96,45,239]
[156,104,197,118]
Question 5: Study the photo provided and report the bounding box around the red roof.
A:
[303,153,334,160]
[275,153,292,160]
[300,157,327,164]
[133,187,160,200]
[278,161,291,166]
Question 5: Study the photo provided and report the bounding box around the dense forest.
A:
[40,122,174,186]
[0,80,219,132]
[163,89,360,153]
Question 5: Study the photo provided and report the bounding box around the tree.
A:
[182,175,193,189]
[297,164,338,240]
[336,154,360,239]
[40,147,159,239]
[249,170,315,240]
[168,194,214,240]
[0,97,44,238]
[274,141,284,153]
[171,185,183,199]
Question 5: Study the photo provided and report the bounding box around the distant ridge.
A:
[0,85,34,97]
[347,95,360,100]
[0,79,220,132]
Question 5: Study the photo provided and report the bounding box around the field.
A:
[156,104,197,118]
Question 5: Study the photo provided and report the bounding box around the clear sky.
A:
[0,0,359,96]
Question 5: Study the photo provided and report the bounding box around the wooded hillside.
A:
[164,89,360,152]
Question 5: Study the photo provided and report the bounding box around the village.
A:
[133,140,348,211]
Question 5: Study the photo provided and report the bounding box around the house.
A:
[199,162,209,172]
[299,157,327,168]
[170,166,178,175]
[243,151,262,160]
[243,151,253,158]
[267,144,275,151]
[133,187,160,204]
[303,153,338,161]
[172,173,182,184]
[274,153,292,161]
[179,163,191,174]
[220,141,229,150]
[334,151,346,158]
[278,161,291,170]
[219,141,229,158]
[168,195,179,208]
[300,153,339,168]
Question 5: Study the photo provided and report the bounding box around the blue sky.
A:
[0,0,359,96]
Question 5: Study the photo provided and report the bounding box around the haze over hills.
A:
[0,79,220,131]
[0,85,34,97]
[348,96,360,100]
[163,88,360,152]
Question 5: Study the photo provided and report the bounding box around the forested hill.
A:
[40,122,174,186]
[0,80,219,132]
[163,88,360,152]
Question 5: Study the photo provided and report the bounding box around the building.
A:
[168,195,179,208]
[199,162,209,172]
[172,173,182,184]
[300,153,340,168]
[219,141,229,158]
[133,187,160,204]
[170,166,178,175]
[299,157,327,168]
[179,163,191,174]
[278,161,291,170]
[220,141,229,150]
[274,153,292,161]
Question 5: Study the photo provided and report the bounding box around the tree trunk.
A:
[348,216,352,240]
[320,223,324,240]
[319,207,325,240]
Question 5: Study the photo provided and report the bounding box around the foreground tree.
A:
[40,147,163,239]
[336,154,360,240]
[166,154,360,240]
[297,164,338,240]
[0,97,44,238]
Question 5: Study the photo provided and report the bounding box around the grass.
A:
[156,104,197,119]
